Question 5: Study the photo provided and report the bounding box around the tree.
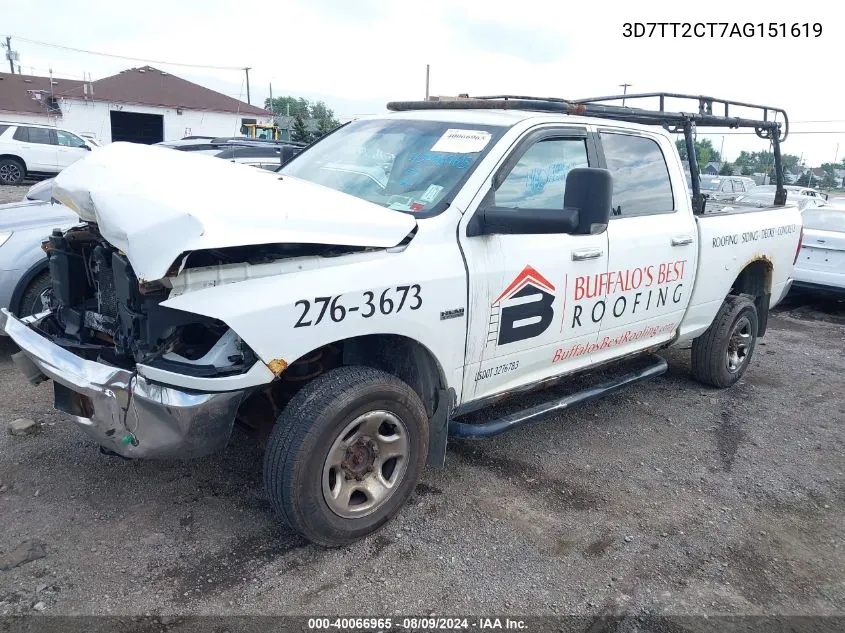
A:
[308,101,340,128]
[264,96,310,118]
[291,113,312,144]
[264,96,341,128]
[820,163,838,189]
[264,95,341,141]
[316,116,337,139]
[675,138,721,171]
[796,172,810,187]
[729,150,800,178]
[718,162,733,175]
[782,153,801,172]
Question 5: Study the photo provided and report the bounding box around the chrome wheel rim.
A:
[726,315,753,373]
[322,410,409,519]
[0,163,22,184]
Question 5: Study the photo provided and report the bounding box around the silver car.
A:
[0,182,78,320]
[699,175,757,202]
[793,205,845,293]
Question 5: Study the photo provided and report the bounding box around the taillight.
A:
[793,225,803,265]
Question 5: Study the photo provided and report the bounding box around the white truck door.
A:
[459,127,609,404]
[590,129,698,364]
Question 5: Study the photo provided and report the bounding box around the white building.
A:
[0,66,273,145]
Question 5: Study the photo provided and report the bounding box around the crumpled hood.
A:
[52,142,416,281]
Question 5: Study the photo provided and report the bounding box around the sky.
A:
[2,0,842,166]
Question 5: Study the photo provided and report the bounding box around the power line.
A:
[12,35,244,71]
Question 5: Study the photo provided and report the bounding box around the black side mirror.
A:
[563,167,612,234]
[82,144,91,151]
[466,167,613,237]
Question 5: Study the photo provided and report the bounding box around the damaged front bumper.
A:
[0,309,244,459]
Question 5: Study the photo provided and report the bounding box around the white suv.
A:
[0,121,94,185]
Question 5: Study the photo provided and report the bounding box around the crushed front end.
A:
[0,222,257,458]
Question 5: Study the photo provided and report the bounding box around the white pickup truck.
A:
[1,93,803,546]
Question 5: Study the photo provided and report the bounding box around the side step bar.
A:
[448,355,668,439]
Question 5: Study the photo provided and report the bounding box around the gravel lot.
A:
[1,293,843,619]
[0,184,29,204]
[0,181,843,620]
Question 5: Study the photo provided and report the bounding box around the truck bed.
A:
[673,201,803,345]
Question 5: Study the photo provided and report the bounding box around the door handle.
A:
[571,248,603,261]
[671,235,694,246]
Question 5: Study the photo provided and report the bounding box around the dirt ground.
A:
[0,182,843,620]
[0,289,842,619]
[0,184,28,204]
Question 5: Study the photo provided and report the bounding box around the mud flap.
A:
[756,292,771,336]
[427,387,455,469]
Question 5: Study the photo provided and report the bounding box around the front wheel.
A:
[691,295,758,388]
[16,271,51,318]
[264,366,429,546]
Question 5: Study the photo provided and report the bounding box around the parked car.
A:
[79,134,102,148]
[699,175,757,202]
[1,94,802,547]
[792,205,845,293]
[753,184,828,200]
[157,137,305,170]
[732,190,828,212]
[0,121,94,185]
[1,137,305,324]
[0,192,78,320]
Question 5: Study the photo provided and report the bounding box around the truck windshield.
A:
[280,119,506,216]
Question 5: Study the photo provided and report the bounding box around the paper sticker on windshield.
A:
[431,129,491,154]
[420,184,444,202]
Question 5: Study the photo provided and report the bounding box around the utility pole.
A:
[619,82,632,106]
[244,67,251,104]
[269,82,273,113]
[425,64,430,100]
[4,36,17,74]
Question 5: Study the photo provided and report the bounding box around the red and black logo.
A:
[491,266,556,345]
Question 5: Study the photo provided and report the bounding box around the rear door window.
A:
[599,132,675,216]
[15,126,55,145]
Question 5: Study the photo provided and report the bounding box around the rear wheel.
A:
[264,366,428,546]
[17,272,51,318]
[0,158,25,185]
[691,295,758,388]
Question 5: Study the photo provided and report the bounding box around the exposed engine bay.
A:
[34,220,382,390]
[36,223,273,377]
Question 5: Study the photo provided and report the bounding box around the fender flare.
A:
[9,259,49,316]
[0,153,28,173]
